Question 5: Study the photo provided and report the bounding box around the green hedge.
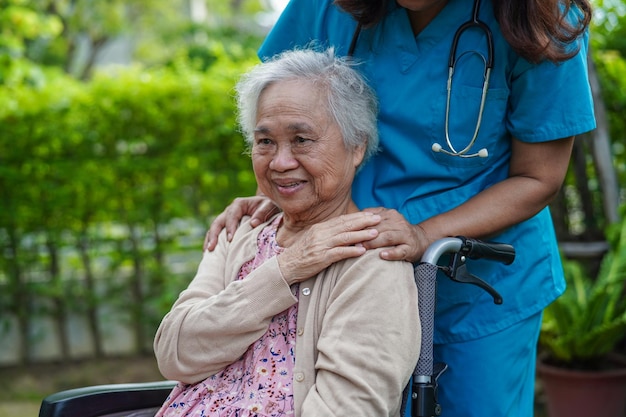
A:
[0,56,258,363]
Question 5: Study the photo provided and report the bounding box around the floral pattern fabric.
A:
[156,215,298,416]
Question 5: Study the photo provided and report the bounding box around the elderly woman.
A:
[153,48,420,417]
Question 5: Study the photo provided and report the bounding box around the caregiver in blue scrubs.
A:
[204,0,596,415]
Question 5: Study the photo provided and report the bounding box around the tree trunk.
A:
[571,138,597,235]
[7,228,31,365]
[77,226,104,358]
[586,53,620,225]
[46,235,71,362]
[127,223,147,355]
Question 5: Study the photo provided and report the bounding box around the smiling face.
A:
[252,79,365,227]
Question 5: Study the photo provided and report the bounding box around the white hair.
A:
[235,48,379,165]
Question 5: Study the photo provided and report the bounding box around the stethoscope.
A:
[348,0,494,159]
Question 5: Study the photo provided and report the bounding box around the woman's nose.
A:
[269,145,299,171]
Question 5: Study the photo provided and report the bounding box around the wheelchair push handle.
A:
[456,236,515,265]
[420,236,515,265]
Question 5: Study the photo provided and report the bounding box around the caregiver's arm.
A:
[365,136,575,262]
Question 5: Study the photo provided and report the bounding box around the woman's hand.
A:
[203,196,280,251]
[278,212,382,285]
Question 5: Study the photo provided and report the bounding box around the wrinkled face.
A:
[252,79,365,224]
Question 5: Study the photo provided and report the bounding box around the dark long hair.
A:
[493,0,592,63]
[333,0,592,63]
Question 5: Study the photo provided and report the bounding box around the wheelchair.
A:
[39,237,513,417]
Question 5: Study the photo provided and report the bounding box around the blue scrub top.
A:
[259,0,596,343]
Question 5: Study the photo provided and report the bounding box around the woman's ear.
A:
[353,142,366,168]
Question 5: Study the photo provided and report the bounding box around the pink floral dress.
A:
[156,215,298,416]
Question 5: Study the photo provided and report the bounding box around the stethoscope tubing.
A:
[347,0,494,159]
[448,0,494,70]
[442,0,493,158]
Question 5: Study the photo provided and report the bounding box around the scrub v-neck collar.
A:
[389,0,471,72]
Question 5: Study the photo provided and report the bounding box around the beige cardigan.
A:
[154,216,420,417]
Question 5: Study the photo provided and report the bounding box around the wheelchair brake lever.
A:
[452,265,503,304]
[442,253,503,304]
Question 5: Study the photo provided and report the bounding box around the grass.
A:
[0,355,549,417]
[0,355,163,417]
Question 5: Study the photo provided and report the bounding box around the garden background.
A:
[1,0,625,414]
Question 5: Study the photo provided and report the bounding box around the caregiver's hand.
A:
[361,207,430,263]
[203,196,279,251]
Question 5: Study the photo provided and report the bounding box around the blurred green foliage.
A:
[540,207,626,367]
[0,52,260,360]
[592,0,626,187]
[0,0,265,81]
[0,0,275,363]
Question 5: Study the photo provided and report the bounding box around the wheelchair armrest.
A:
[38,380,177,417]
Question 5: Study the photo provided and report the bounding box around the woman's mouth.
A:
[274,180,306,194]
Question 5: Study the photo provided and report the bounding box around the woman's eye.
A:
[295,136,311,144]
[257,138,273,146]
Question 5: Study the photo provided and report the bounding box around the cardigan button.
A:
[301,287,311,296]
[295,373,305,382]
[297,328,304,336]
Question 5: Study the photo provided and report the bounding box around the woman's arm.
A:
[301,251,420,416]
[154,230,298,383]
[157,213,386,383]
[363,136,575,262]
